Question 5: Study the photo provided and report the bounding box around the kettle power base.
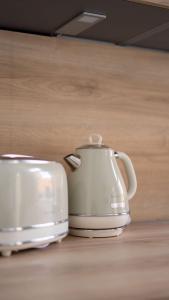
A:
[69,214,130,238]
[69,227,123,238]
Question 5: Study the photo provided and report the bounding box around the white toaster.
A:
[0,154,68,257]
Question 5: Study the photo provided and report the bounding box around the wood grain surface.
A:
[129,0,169,9]
[0,222,169,300]
[0,30,169,222]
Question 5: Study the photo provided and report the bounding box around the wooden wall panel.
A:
[129,0,169,9]
[0,30,169,222]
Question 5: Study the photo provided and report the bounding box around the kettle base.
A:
[69,227,124,238]
[69,214,130,238]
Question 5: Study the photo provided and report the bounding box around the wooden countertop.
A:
[0,222,169,300]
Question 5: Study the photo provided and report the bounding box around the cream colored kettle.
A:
[64,134,137,238]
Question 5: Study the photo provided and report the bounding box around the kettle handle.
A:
[115,151,137,200]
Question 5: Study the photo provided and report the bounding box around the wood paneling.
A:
[129,0,169,9]
[0,30,169,222]
[0,222,169,300]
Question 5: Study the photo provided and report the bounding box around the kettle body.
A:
[65,134,137,238]
[0,155,68,256]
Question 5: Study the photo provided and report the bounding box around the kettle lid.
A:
[77,134,109,149]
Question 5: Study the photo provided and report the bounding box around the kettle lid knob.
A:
[77,134,109,149]
[89,134,102,146]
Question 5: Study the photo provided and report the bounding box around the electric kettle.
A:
[64,134,137,238]
[0,154,68,257]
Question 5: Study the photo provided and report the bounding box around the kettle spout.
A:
[64,154,81,169]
